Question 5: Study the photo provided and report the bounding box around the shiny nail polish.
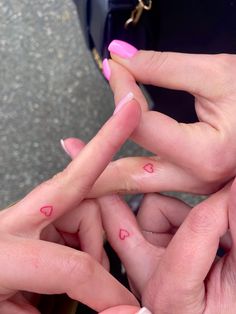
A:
[102,58,111,80]
[113,92,134,115]
[60,139,70,156]
[108,40,138,58]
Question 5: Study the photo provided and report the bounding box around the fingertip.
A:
[112,95,141,132]
[113,92,134,115]
[61,138,85,158]
[63,137,85,148]
[60,138,70,156]
[108,40,138,59]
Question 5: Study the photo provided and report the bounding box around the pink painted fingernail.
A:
[108,40,138,59]
[113,92,134,115]
[136,307,152,314]
[102,58,111,80]
[60,139,70,156]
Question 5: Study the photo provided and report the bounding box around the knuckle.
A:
[82,199,100,214]
[198,143,233,184]
[65,252,95,290]
[113,160,140,194]
[139,51,169,83]
[200,160,225,183]
[212,54,236,96]
[187,205,215,235]
[43,165,91,197]
[41,170,67,190]
[215,53,235,73]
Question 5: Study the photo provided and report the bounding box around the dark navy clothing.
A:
[148,1,236,122]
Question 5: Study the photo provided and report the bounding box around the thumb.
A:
[108,39,225,99]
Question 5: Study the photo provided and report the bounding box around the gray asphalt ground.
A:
[0,0,202,209]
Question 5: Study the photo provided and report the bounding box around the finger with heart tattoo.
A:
[0,96,140,313]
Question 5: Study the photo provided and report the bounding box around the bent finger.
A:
[108,41,231,99]
[137,193,191,247]
[108,60,149,112]
[55,200,105,263]
[108,60,225,187]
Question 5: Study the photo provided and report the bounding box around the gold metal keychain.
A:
[125,0,152,28]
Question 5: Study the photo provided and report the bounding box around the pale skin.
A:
[64,45,236,314]
[65,138,236,314]
[99,181,236,314]
[0,100,140,313]
[79,49,236,197]
[2,47,236,313]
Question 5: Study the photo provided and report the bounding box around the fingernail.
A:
[108,40,138,59]
[60,139,70,156]
[113,92,134,115]
[136,307,152,314]
[102,58,111,80]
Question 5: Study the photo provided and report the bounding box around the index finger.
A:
[109,41,232,99]
[3,96,141,234]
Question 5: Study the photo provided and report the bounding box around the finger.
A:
[59,138,219,196]
[137,194,190,247]
[3,98,141,234]
[0,301,39,314]
[61,138,218,196]
[99,305,140,314]
[108,61,227,188]
[55,200,105,263]
[0,237,138,311]
[88,156,218,197]
[40,224,65,245]
[108,59,149,112]
[99,195,162,294]
[147,183,230,297]
[59,138,107,264]
[228,178,236,255]
[108,41,230,99]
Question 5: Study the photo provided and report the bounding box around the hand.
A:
[98,41,236,195]
[63,141,151,314]
[99,179,236,313]
[0,99,140,313]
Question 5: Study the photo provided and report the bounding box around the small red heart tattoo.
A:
[143,163,154,173]
[119,229,130,240]
[40,205,53,217]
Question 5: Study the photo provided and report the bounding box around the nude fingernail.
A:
[136,307,152,314]
[108,40,138,59]
[60,139,70,156]
[102,58,111,80]
[113,92,134,115]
